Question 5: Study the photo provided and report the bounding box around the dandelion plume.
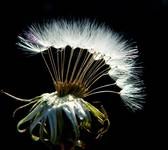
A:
[2,19,145,149]
[18,19,144,109]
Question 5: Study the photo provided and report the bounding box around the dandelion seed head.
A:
[2,18,145,148]
[17,19,145,110]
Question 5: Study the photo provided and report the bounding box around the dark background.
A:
[0,0,166,149]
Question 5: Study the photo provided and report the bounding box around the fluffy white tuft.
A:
[18,19,145,110]
[18,20,133,55]
[120,82,145,110]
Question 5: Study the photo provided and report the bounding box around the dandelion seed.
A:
[2,19,145,149]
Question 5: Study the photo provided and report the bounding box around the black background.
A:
[0,0,166,149]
